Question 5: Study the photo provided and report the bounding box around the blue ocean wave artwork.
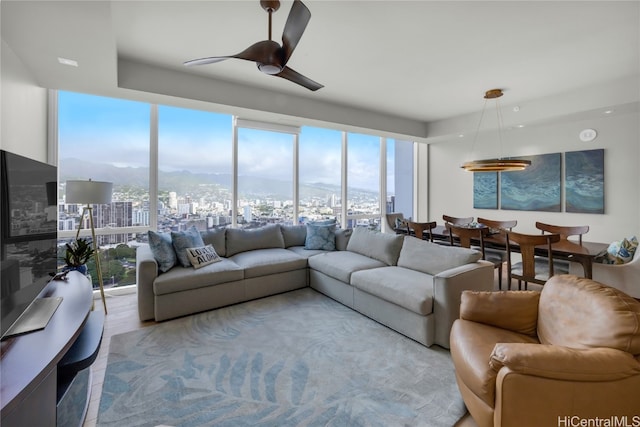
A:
[474,172,498,209]
[500,153,561,212]
[565,149,604,214]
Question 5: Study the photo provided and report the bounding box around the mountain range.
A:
[60,158,376,201]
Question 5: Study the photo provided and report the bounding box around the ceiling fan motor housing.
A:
[253,40,284,74]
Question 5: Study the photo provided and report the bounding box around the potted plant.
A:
[63,237,95,275]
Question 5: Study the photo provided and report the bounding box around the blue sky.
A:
[58,91,393,192]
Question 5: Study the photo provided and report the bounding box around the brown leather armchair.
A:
[450,275,640,427]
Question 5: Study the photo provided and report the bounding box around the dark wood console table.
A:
[1,271,103,427]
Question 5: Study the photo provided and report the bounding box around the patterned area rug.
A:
[98,288,466,427]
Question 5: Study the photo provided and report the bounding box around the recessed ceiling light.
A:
[603,109,614,114]
[516,124,525,128]
[58,57,78,67]
[458,134,465,138]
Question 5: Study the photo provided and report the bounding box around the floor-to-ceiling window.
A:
[56,90,413,288]
[158,106,232,232]
[388,139,414,220]
[236,127,294,227]
[299,126,342,223]
[57,91,150,288]
[346,132,381,229]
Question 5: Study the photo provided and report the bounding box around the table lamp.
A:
[65,179,113,314]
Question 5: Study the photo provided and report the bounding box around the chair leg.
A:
[518,279,522,291]
[497,266,503,291]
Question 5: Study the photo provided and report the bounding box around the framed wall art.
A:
[565,148,604,214]
[473,172,498,209]
[500,153,561,212]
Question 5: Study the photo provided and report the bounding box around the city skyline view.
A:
[56,90,410,288]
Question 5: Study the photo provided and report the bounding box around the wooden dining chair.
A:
[446,223,506,289]
[505,230,561,290]
[442,215,474,226]
[407,221,437,242]
[535,222,590,274]
[535,222,589,243]
[477,217,517,232]
[475,218,518,287]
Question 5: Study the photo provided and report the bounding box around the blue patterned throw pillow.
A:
[604,236,638,265]
[171,226,205,268]
[305,222,337,251]
[148,230,177,273]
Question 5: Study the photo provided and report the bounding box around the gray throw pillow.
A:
[226,224,285,256]
[201,228,226,257]
[346,227,404,265]
[397,236,482,275]
[148,230,177,273]
[281,225,307,248]
[171,226,205,268]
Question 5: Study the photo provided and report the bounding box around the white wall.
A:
[1,39,48,162]
[426,108,640,243]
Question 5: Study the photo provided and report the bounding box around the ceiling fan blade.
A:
[281,0,311,65]
[275,66,323,91]
[185,40,281,68]
[184,56,231,67]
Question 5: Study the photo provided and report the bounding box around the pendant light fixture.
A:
[461,89,531,172]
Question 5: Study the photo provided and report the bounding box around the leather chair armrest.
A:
[460,290,540,336]
[490,343,640,381]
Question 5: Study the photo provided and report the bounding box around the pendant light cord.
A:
[469,98,489,161]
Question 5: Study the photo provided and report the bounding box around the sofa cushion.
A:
[171,226,205,268]
[351,266,434,316]
[229,248,307,279]
[305,222,336,250]
[397,236,482,275]
[334,228,352,251]
[153,258,244,296]
[450,319,540,407]
[186,245,221,269]
[147,230,177,273]
[346,227,404,266]
[226,224,285,257]
[286,246,329,259]
[201,228,226,257]
[308,251,386,283]
[281,225,307,248]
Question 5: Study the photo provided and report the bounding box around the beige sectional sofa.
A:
[137,224,494,348]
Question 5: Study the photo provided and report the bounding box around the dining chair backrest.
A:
[535,222,589,244]
[477,217,517,231]
[407,221,437,241]
[446,224,488,258]
[505,230,561,286]
[442,215,474,226]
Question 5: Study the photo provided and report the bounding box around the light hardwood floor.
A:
[82,269,508,427]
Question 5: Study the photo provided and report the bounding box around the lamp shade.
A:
[66,180,113,204]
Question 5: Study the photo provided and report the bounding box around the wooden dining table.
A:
[430,224,608,279]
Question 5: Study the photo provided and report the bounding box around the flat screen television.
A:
[1,149,59,339]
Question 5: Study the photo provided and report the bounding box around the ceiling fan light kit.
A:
[461,88,531,172]
[184,0,323,91]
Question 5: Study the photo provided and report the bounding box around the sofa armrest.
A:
[460,290,540,336]
[432,260,494,348]
[491,343,640,381]
[136,244,159,321]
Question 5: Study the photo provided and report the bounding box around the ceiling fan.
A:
[184,0,323,91]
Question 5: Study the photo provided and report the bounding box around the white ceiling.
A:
[2,0,639,139]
